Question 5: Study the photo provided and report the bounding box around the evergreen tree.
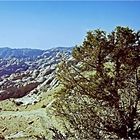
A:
[54,27,140,139]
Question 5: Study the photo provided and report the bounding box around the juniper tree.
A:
[54,27,140,139]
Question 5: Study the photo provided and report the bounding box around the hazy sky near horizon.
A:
[0,1,140,50]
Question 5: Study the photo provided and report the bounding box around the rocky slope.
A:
[0,47,72,103]
[0,47,72,139]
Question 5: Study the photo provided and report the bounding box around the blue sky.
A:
[0,1,140,50]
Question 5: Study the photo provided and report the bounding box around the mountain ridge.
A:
[0,47,72,60]
[0,46,72,102]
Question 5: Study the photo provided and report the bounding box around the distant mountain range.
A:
[0,47,72,101]
[0,47,72,60]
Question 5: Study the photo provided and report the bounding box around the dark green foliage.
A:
[54,26,140,139]
[49,127,68,140]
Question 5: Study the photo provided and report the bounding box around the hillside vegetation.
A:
[0,26,140,139]
[53,26,140,139]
